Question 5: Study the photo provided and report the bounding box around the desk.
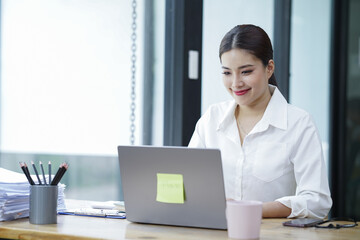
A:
[0,200,359,240]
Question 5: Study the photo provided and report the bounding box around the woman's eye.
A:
[222,72,231,76]
[242,70,253,75]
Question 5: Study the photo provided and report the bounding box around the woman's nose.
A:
[232,74,244,88]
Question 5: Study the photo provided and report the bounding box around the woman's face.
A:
[221,48,274,107]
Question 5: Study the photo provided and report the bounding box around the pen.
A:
[19,162,35,185]
[31,161,42,185]
[23,163,35,185]
[49,161,52,184]
[39,161,47,185]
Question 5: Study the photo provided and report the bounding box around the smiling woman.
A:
[189,24,332,219]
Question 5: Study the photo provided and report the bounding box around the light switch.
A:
[188,50,199,80]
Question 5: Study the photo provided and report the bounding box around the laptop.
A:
[117,145,227,229]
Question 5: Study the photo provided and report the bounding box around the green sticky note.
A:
[156,173,184,204]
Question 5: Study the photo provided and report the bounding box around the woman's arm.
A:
[262,201,291,218]
[275,114,332,218]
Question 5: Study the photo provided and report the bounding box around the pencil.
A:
[19,162,34,185]
[39,161,47,185]
[31,161,42,185]
[53,162,68,185]
[51,163,64,185]
[23,163,35,185]
[49,161,52,184]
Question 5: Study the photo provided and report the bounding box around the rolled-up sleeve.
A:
[275,114,332,218]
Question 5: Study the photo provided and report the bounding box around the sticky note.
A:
[156,173,184,204]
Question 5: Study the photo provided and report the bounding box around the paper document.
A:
[59,208,125,219]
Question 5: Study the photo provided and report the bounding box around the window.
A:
[0,0,166,201]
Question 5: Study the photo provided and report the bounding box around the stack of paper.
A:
[0,168,66,221]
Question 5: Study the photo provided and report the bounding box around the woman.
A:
[188,24,332,218]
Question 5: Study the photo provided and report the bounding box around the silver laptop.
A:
[117,145,227,229]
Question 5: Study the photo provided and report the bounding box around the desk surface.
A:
[0,200,359,240]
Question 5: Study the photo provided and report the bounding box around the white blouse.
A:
[188,86,332,218]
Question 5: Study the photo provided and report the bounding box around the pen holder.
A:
[29,185,58,224]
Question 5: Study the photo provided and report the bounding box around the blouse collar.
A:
[217,85,288,137]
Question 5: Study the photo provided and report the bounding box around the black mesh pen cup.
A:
[29,185,58,224]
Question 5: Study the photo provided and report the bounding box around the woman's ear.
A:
[267,60,275,78]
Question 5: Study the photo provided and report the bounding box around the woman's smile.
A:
[233,88,251,96]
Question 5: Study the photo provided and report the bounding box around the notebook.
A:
[117,145,227,229]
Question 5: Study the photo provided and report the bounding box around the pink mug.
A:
[226,200,262,239]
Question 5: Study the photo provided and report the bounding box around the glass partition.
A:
[289,0,332,166]
[345,0,360,219]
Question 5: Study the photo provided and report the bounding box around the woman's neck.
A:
[235,87,272,145]
[238,88,272,118]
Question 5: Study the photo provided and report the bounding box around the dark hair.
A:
[219,24,277,86]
